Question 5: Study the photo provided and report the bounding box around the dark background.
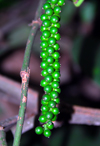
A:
[1,0,100,145]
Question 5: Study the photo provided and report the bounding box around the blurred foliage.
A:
[72,35,84,64]
[8,25,31,48]
[0,0,21,9]
[72,35,100,84]
[60,1,76,24]
[79,2,96,23]
[67,125,100,146]
[71,0,100,86]
[93,45,100,85]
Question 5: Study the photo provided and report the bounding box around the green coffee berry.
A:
[44,85,52,93]
[54,6,61,14]
[43,2,51,10]
[45,75,53,83]
[50,91,58,98]
[50,0,58,4]
[44,129,51,137]
[42,30,51,38]
[47,46,54,54]
[40,79,48,87]
[39,115,47,123]
[46,66,54,74]
[45,111,54,119]
[42,20,51,27]
[42,94,51,102]
[40,14,48,21]
[50,15,59,23]
[48,100,56,108]
[35,126,43,135]
[45,8,54,16]
[41,70,48,77]
[41,105,49,112]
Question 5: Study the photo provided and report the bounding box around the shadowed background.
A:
[1,0,100,145]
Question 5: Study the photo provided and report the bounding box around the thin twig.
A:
[0,127,7,146]
[11,115,35,136]
[0,112,33,128]
[55,104,100,127]
[70,105,100,125]
[1,105,100,134]
[0,75,38,113]
[13,0,45,145]
[0,116,18,128]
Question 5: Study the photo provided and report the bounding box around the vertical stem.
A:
[0,127,7,146]
[13,0,46,146]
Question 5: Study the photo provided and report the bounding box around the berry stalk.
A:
[35,0,65,138]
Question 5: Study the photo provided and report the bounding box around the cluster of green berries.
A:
[35,0,65,138]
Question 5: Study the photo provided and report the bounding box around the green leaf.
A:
[72,0,84,7]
